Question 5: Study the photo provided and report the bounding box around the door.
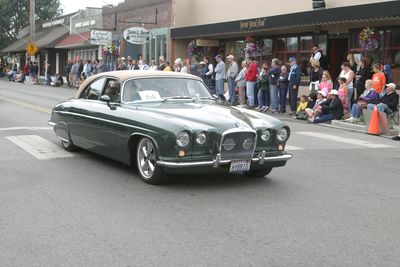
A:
[328,38,348,82]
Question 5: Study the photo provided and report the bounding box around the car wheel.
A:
[136,137,166,185]
[61,139,75,152]
[244,168,272,178]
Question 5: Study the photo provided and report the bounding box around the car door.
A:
[68,77,118,158]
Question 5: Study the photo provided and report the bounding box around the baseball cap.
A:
[317,90,327,97]
[215,55,222,59]
[199,61,206,65]
[288,57,296,62]
[121,57,126,60]
[226,55,234,60]
[330,89,339,95]
[386,83,397,89]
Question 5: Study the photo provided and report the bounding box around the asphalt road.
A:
[1,79,400,266]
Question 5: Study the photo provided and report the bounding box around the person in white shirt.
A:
[310,44,322,62]
[226,55,239,105]
[214,55,226,96]
[149,60,158,71]
[139,60,149,70]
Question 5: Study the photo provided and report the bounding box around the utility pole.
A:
[29,0,35,43]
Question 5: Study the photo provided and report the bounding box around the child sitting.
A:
[294,95,308,120]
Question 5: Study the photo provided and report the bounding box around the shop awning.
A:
[171,1,400,39]
[1,25,69,53]
[55,32,92,49]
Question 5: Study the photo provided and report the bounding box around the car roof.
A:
[75,71,203,99]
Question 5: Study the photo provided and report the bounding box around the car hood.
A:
[126,101,285,132]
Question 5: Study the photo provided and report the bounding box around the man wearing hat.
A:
[288,57,302,115]
[226,55,239,105]
[367,82,399,114]
[214,55,226,97]
[312,89,344,123]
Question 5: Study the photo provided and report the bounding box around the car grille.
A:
[220,130,256,160]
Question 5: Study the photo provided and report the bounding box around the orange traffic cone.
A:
[368,106,380,135]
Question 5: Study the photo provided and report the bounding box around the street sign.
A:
[123,27,150,45]
[26,42,38,56]
[90,30,112,46]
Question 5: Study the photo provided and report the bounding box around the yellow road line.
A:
[0,95,52,114]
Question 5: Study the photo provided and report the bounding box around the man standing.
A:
[83,60,92,79]
[65,60,72,87]
[288,57,302,115]
[45,61,51,85]
[214,55,226,97]
[245,58,258,108]
[226,55,238,105]
[0,59,4,78]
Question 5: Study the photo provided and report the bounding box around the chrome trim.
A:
[157,153,293,168]
[47,121,56,127]
[258,151,266,165]
[219,128,257,159]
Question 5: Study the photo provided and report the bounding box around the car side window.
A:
[102,79,121,103]
[83,78,106,100]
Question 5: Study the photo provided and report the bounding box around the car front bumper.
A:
[156,152,293,168]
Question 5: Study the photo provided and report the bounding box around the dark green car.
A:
[49,71,292,184]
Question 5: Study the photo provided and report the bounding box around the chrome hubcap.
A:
[138,139,156,179]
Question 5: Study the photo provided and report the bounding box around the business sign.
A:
[42,18,65,28]
[123,27,150,45]
[196,39,219,47]
[90,30,112,46]
[76,20,96,29]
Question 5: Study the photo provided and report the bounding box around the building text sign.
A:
[90,30,112,46]
[239,18,266,30]
[123,27,150,45]
[43,18,65,28]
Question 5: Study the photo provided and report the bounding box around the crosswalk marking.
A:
[0,127,52,132]
[294,132,394,149]
[6,135,73,160]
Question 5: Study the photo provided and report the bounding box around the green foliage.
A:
[0,0,62,50]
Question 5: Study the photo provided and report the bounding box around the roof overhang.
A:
[171,1,400,39]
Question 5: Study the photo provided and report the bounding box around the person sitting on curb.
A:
[346,79,379,123]
[367,82,399,115]
[294,95,308,120]
[309,89,343,123]
[305,90,327,121]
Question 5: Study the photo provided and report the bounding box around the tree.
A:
[0,0,62,50]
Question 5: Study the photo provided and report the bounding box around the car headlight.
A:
[222,138,235,151]
[276,127,289,142]
[195,132,207,145]
[243,138,253,150]
[176,131,190,147]
[261,129,271,142]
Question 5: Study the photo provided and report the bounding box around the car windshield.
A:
[122,77,213,103]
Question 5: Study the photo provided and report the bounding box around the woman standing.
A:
[235,61,247,107]
[338,77,349,115]
[347,53,357,73]
[277,65,289,113]
[339,62,355,107]
[180,58,190,74]
[309,59,323,92]
[355,58,372,99]
[174,58,182,72]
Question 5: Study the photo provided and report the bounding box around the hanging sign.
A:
[90,30,112,46]
[123,27,150,45]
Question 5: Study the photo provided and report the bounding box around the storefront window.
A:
[299,36,313,51]
[316,35,327,54]
[225,40,246,63]
[386,29,400,67]
[287,37,298,51]
[276,38,286,52]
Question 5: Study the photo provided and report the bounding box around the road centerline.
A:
[0,95,52,114]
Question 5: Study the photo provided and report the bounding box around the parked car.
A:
[48,71,292,184]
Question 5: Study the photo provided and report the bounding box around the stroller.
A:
[51,74,64,87]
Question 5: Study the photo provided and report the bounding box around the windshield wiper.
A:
[162,96,195,102]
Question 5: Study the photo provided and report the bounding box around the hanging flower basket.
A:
[188,40,205,57]
[244,36,264,57]
[359,28,379,51]
[103,43,120,57]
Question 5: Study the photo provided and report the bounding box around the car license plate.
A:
[229,160,251,173]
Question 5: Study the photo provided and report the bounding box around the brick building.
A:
[102,0,173,64]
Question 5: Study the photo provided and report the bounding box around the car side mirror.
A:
[100,95,111,108]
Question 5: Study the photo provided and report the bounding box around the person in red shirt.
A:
[371,63,386,94]
[245,59,258,108]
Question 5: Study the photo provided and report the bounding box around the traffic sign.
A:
[26,42,39,56]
